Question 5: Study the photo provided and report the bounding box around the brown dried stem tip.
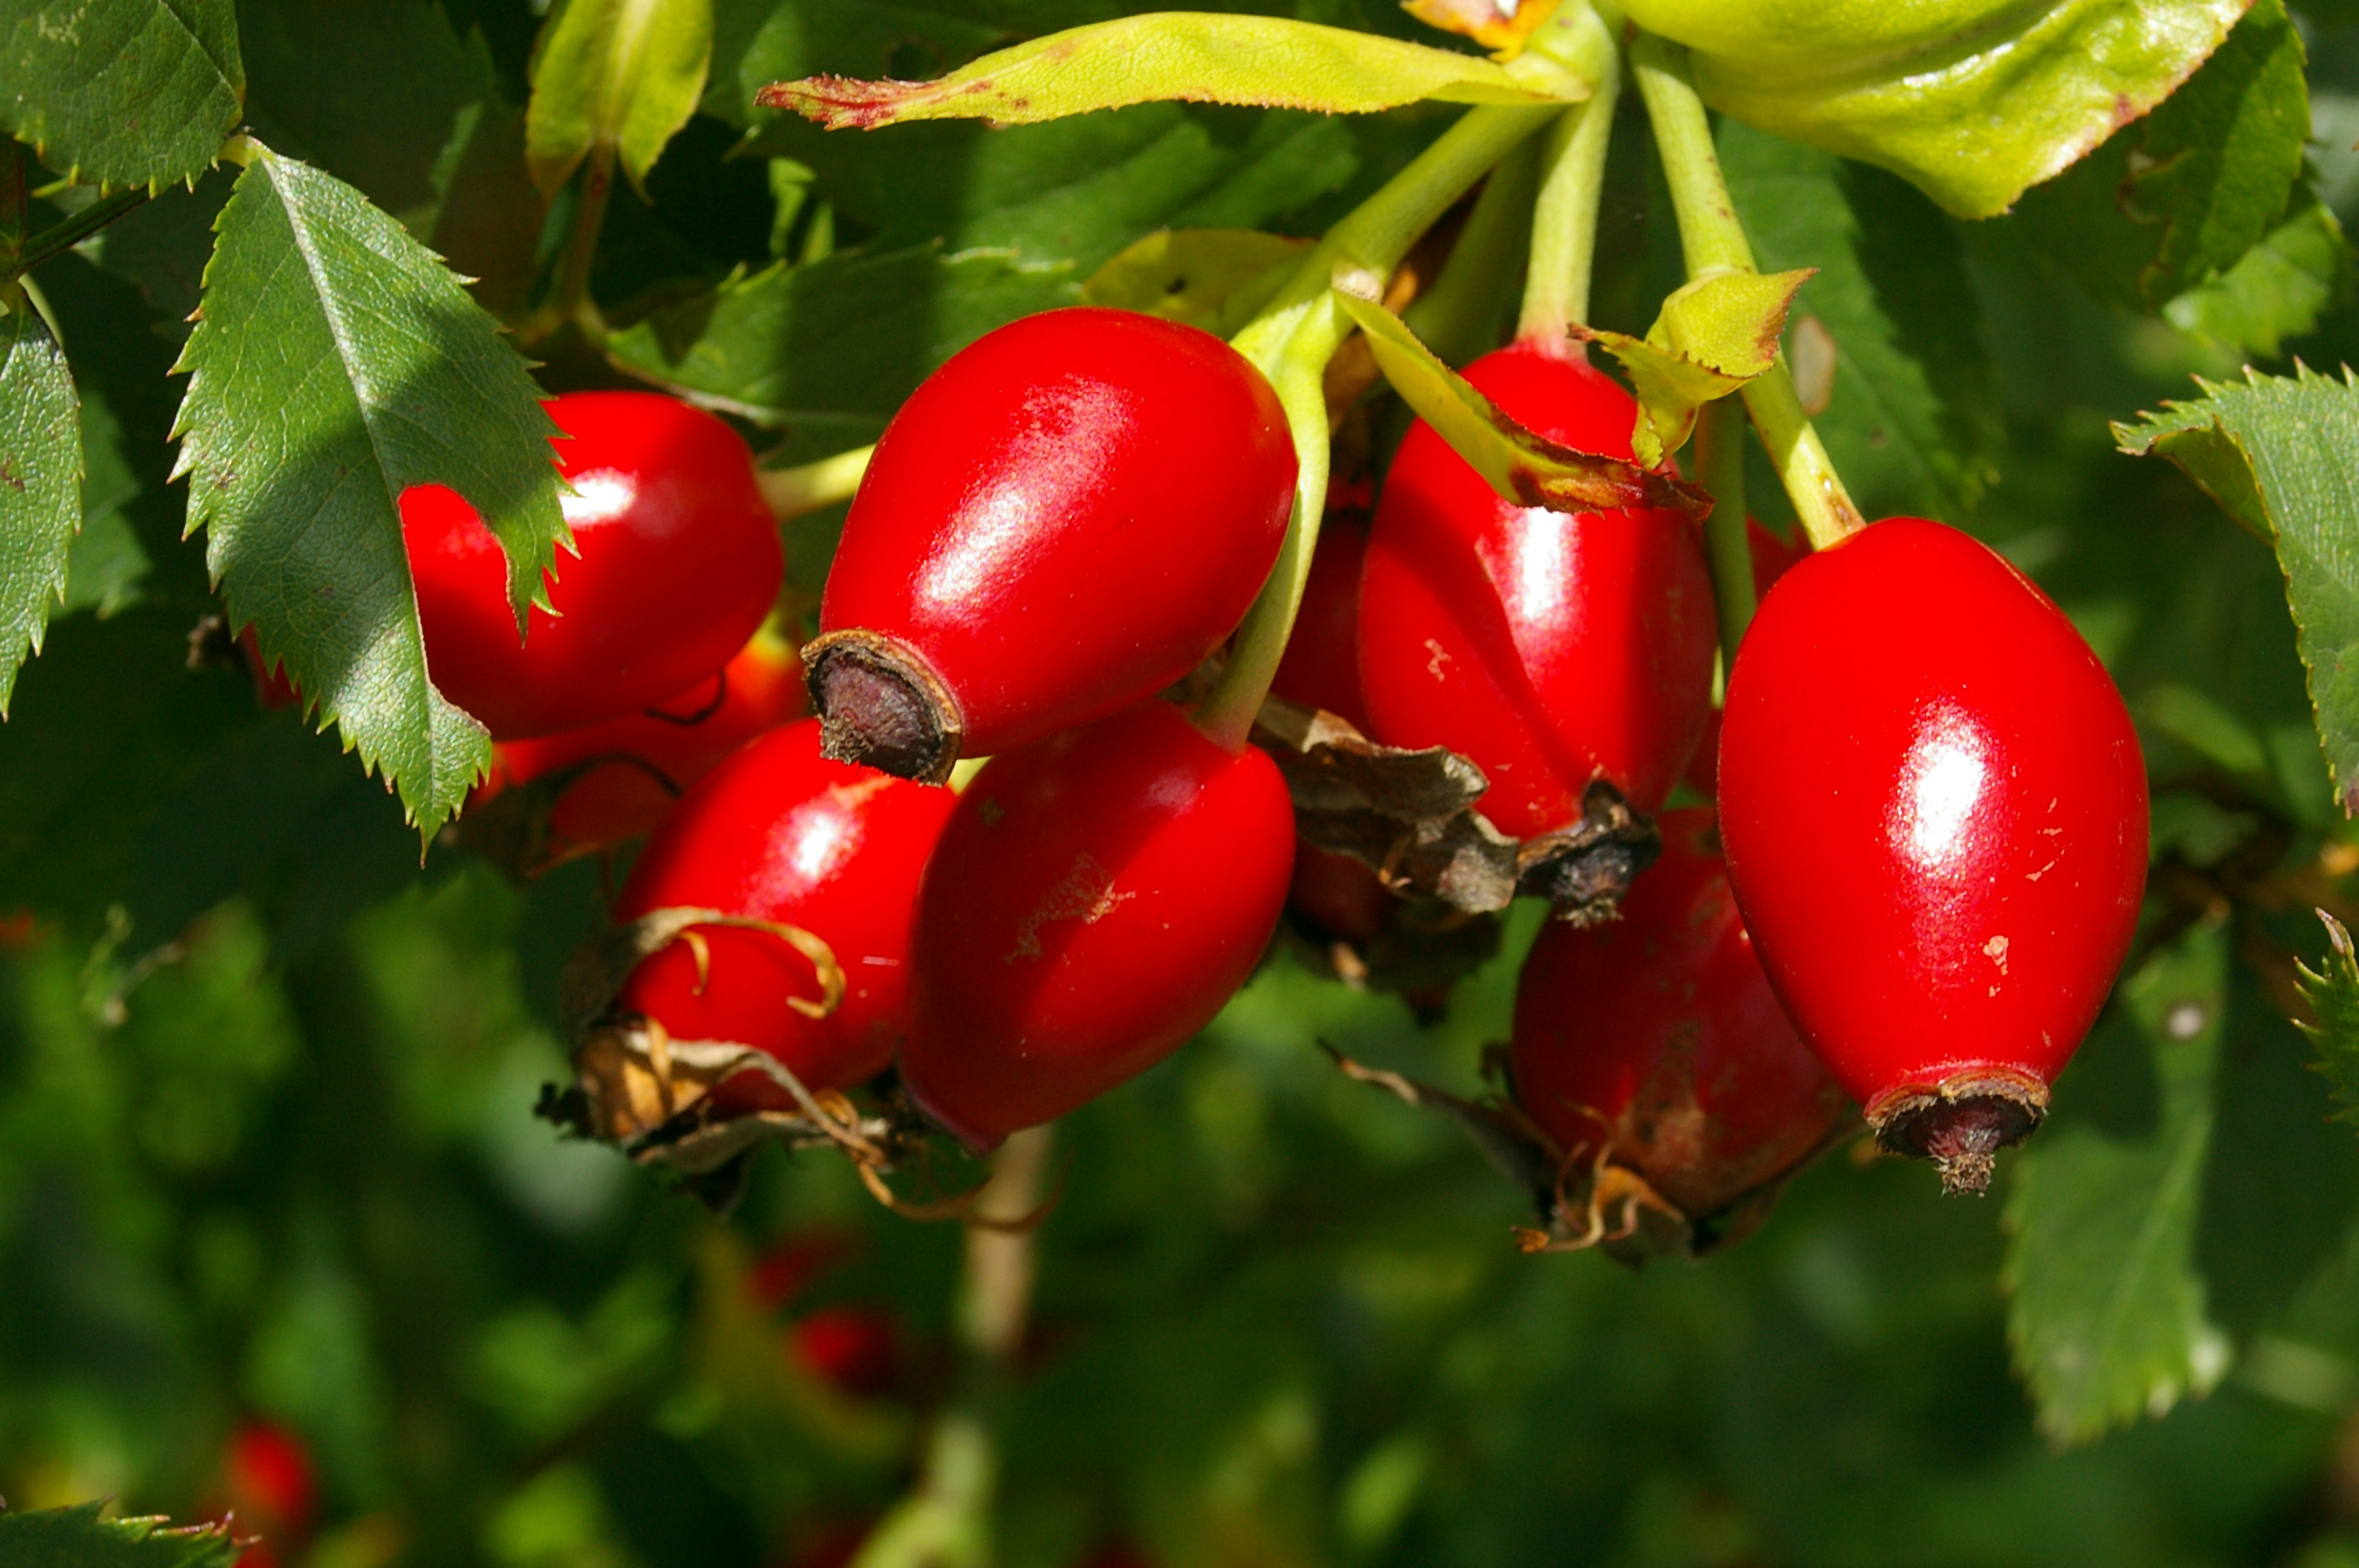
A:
[1868,1069,2050,1196]
[803,629,963,786]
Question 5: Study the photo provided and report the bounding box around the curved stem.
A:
[758,442,874,522]
[1696,397,1753,660]
[550,146,614,345]
[1198,102,1561,752]
[1516,4,1620,351]
[5,187,148,283]
[1400,136,1539,369]
[1628,33,1860,548]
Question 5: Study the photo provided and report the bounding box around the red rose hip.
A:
[898,700,1296,1148]
[405,390,783,739]
[809,307,1297,782]
[1717,517,2149,1193]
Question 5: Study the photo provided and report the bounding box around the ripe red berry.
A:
[1358,343,1716,834]
[808,307,1297,782]
[1717,517,2149,1192]
[1510,809,1850,1243]
[1269,491,1374,730]
[898,700,1296,1148]
[405,390,783,739]
[476,624,806,864]
[612,717,957,1104]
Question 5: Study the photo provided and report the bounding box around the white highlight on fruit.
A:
[1896,705,1989,873]
[562,470,638,530]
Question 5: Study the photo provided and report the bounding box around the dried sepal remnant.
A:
[1253,695,1654,921]
[561,905,845,1040]
[1868,1067,2052,1196]
[803,627,964,786]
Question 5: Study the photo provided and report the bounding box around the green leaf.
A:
[2114,366,2359,810]
[0,283,81,714]
[2299,909,2359,1124]
[170,142,567,832]
[58,374,147,618]
[754,13,1580,129]
[527,0,716,198]
[0,0,244,191]
[2016,0,2310,311]
[705,0,1008,129]
[604,243,1078,460]
[2162,183,2353,356]
[1080,226,1307,334]
[2004,918,2234,1446]
[1620,0,2251,220]
[1333,289,1710,520]
[1580,267,1813,467]
[0,1501,240,1567]
[1718,119,2000,521]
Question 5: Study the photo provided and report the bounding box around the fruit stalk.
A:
[1516,2,1621,352]
[1695,396,1754,658]
[1627,32,1860,549]
[1399,136,1540,368]
[758,442,875,523]
[5,186,149,284]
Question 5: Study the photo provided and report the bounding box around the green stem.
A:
[5,186,148,283]
[1628,32,1860,549]
[758,442,874,522]
[1696,397,1753,659]
[1516,3,1620,350]
[1399,135,1539,368]
[548,146,614,345]
[1197,102,1561,752]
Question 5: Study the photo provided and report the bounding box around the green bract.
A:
[1619,0,2252,218]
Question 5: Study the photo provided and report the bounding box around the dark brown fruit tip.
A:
[1514,779,1661,925]
[1868,1069,2050,1196]
[803,630,963,786]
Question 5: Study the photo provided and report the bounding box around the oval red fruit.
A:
[1717,517,2149,1192]
[1511,809,1850,1240]
[809,307,1297,782]
[1270,494,1373,730]
[405,390,783,739]
[899,701,1296,1148]
[1358,343,1716,833]
[614,717,957,1102]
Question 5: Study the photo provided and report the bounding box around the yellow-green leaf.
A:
[527,0,714,198]
[1333,289,1709,520]
[754,13,1583,131]
[1081,228,1309,336]
[1582,267,1813,466]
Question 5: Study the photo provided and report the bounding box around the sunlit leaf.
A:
[0,284,81,713]
[2005,919,2234,1446]
[1580,267,1812,466]
[171,141,566,832]
[2163,183,2352,357]
[1081,227,1307,334]
[527,0,714,198]
[755,13,1581,129]
[0,0,245,191]
[2114,366,2359,811]
[1621,0,2251,219]
[0,1501,240,1567]
[2299,909,2359,1127]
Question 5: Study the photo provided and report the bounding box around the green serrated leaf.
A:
[705,0,1006,129]
[0,1501,241,1567]
[2018,0,2309,310]
[59,372,147,618]
[528,0,715,198]
[0,0,245,191]
[2114,366,2359,809]
[2004,918,2234,1446]
[170,142,566,833]
[2163,183,2353,355]
[1582,267,1812,467]
[1622,0,2249,220]
[604,243,1078,460]
[1081,227,1308,335]
[1334,290,1710,521]
[1719,119,2001,521]
[0,283,82,714]
[754,13,1580,129]
[2299,909,2359,1124]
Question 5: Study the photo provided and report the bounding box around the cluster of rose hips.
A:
[314,276,2144,1224]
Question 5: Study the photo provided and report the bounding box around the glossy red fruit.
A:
[1717,517,2149,1192]
[899,700,1296,1148]
[1269,488,1374,730]
[809,307,1296,782]
[1358,343,1716,834]
[476,624,807,864]
[1510,809,1850,1242]
[405,390,783,739]
[613,717,957,1102]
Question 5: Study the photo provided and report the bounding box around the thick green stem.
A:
[1696,397,1753,659]
[758,442,874,522]
[549,146,615,344]
[1628,33,1860,549]
[1400,136,1539,368]
[1196,103,1560,752]
[5,186,148,283]
[1517,5,1619,350]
